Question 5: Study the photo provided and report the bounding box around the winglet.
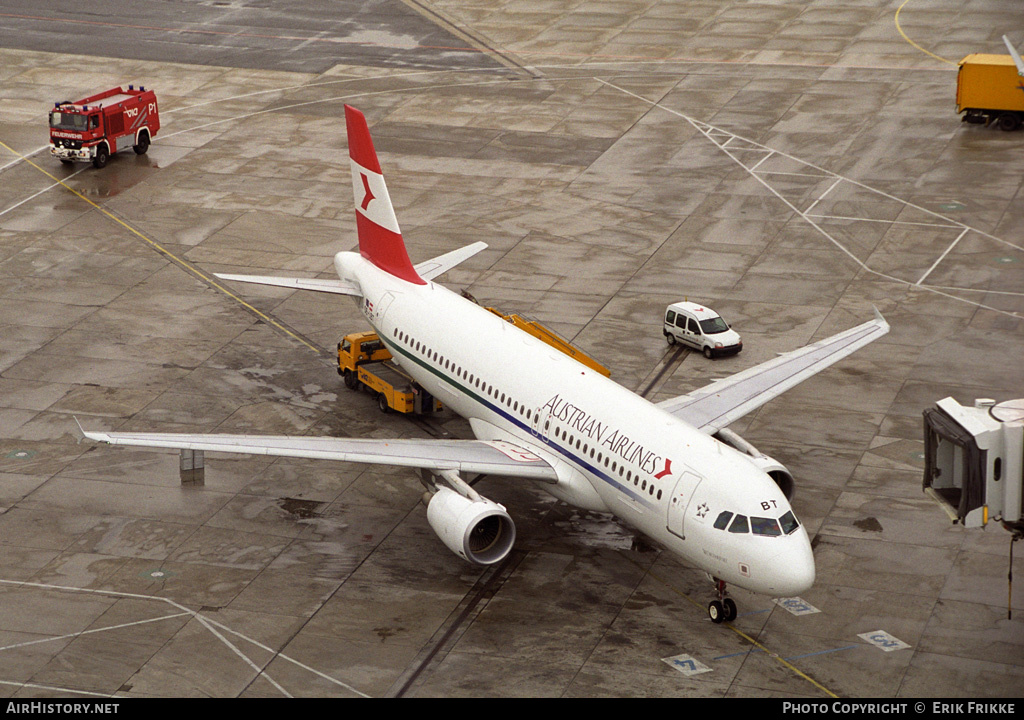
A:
[344,105,425,285]
[871,304,890,332]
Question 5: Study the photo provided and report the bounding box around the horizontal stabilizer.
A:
[1004,34,1024,76]
[80,429,559,482]
[214,273,361,296]
[415,241,488,281]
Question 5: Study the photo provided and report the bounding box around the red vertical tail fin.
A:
[344,105,425,285]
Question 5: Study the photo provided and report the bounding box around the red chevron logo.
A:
[654,458,673,479]
[360,173,375,211]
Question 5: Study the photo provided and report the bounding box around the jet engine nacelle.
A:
[748,455,796,501]
[426,486,516,565]
[714,428,795,500]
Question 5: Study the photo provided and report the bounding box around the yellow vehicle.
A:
[485,307,610,377]
[957,54,1024,131]
[337,331,442,414]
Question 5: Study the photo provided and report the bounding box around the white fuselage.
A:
[338,251,815,597]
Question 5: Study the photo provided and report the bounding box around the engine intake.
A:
[714,428,796,500]
[426,486,516,565]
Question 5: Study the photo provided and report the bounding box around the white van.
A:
[664,301,742,358]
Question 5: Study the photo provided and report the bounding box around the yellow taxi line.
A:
[894,0,958,66]
[645,565,840,698]
[0,139,326,356]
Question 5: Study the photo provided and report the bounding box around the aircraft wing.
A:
[214,274,361,296]
[657,311,889,433]
[78,428,559,482]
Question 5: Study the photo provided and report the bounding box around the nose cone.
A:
[768,531,816,596]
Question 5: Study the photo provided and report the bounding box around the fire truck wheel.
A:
[92,145,109,169]
[133,134,150,155]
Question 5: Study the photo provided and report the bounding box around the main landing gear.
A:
[708,579,737,624]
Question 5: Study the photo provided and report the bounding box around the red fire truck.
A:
[49,86,160,168]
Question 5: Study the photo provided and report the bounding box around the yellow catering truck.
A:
[957,53,1024,131]
[337,331,442,414]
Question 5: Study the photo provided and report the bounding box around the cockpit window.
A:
[713,511,733,530]
[779,510,800,535]
[728,514,749,534]
[750,517,782,536]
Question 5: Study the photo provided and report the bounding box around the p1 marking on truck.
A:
[49,85,160,168]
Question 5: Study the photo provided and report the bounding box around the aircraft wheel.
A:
[708,600,724,624]
[723,598,737,622]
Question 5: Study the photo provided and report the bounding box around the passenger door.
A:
[667,471,703,539]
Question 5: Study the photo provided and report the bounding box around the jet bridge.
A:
[923,397,1023,535]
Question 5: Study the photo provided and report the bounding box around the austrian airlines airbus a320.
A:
[83,105,889,623]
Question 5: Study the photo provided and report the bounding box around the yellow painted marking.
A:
[0,139,326,356]
[645,566,840,698]
[894,0,958,66]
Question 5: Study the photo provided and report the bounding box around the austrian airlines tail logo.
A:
[654,458,673,479]
[360,173,375,211]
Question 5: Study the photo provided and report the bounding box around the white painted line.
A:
[0,145,48,173]
[749,150,775,172]
[804,177,842,215]
[0,577,370,698]
[806,213,961,229]
[0,679,113,698]
[754,170,833,178]
[595,78,1021,319]
[917,227,969,286]
[0,611,192,652]
[0,167,89,218]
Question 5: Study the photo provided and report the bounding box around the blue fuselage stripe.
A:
[368,320,654,507]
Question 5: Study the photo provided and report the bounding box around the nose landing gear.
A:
[708,579,737,623]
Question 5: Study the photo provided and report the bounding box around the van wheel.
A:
[703,346,713,359]
[665,332,676,346]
